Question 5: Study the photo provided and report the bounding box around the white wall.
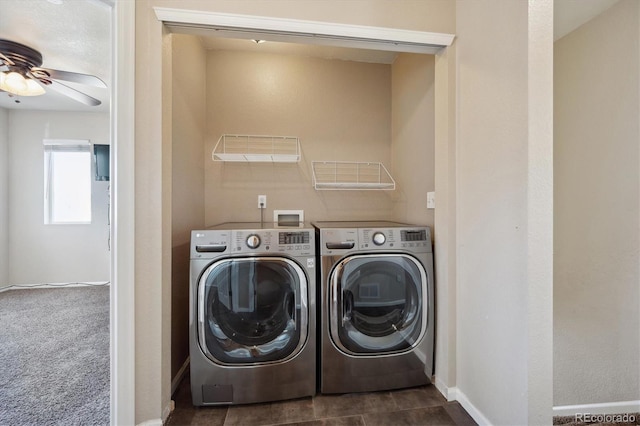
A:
[0,108,8,288]
[455,1,553,424]
[554,0,640,407]
[7,110,110,285]
[170,33,206,382]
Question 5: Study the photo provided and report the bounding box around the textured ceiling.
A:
[0,0,111,112]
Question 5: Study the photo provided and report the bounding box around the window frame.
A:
[43,139,93,225]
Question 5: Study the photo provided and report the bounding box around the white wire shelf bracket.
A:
[312,161,396,190]
[212,134,301,162]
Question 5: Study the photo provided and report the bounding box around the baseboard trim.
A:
[553,400,640,417]
[137,419,163,426]
[162,399,173,424]
[431,380,491,425]
[452,387,492,426]
[171,357,190,395]
[135,400,175,426]
[434,377,456,402]
[0,282,110,293]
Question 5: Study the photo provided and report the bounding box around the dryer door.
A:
[329,254,427,355]
[198,256,308,365]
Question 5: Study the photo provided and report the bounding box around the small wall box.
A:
[212,134,300,163]
[94,144,110,181]
[274,210,304,226]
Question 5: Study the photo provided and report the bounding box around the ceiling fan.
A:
[0,39,106,106]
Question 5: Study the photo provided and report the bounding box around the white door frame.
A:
[110,1,136,425]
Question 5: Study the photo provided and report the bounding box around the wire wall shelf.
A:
[212,134,300,163]
[312,161,396,190]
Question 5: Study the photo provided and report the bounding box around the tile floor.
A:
[166,373,477,426]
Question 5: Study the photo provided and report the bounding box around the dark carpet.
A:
[0,286,110,426]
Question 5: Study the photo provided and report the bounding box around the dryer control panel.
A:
[358,227,431,253]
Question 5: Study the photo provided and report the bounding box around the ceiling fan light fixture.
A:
[0,39,103,105]
[24,78,46,96]
[2,71,27,93]
[0,71,45,96]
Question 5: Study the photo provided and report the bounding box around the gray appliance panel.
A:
[314,221,434,394]
[189,224,316,406]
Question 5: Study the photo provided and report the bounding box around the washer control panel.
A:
[191,228,314,258]
[246,234,261,249]
[372,232,386,246]
[234,229,313,256]
[191,230,230,258]
[319,229,358,255]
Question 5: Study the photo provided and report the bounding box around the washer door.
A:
[329,254,427,355]
[198,257,308,365]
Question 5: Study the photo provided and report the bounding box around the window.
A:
[44,139,92,224]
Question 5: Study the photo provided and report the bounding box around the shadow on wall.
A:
[218,162,309,189]
[171,242,191,382]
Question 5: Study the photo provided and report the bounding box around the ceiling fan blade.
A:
[47,79,102,106]
[32,67,107,88]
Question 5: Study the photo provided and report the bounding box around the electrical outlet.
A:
[427,192,435,209]
[258,195,267,209]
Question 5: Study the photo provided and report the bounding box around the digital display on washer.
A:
[401,230,427,242]
[279,231,310,245]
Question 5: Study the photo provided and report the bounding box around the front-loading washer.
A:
[189,222,316,405]
[312,221,434,394]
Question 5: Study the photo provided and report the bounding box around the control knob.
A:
[372,232,386,246]
[246,234,261,249]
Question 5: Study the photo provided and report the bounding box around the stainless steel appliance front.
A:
[189,223,316,406]
[314,221,434,394]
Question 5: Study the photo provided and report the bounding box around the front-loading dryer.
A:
[189,222,316,405]
[312,221,434,394]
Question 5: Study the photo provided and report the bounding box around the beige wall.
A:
[391,53,435,227]
[433,43,458,399]
[455,0,553,424]
[134,3,167,420]
[205,50,395,225]
[171,34,206,383]
[7,110,110,285]
[554,0,640,407]
[0,108,7,287]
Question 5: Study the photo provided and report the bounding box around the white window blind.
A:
[44,139,92,224]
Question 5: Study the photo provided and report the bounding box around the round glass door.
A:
[329,254,427,355]
[198,257,308,365]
